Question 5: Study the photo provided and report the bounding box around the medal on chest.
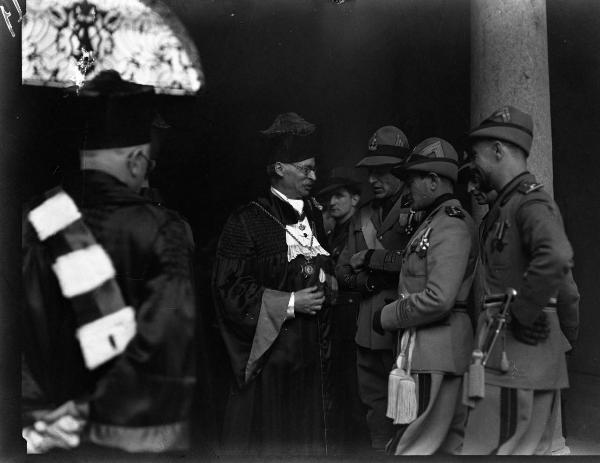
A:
[404,209,417,235]
[301,258,315,279]
[491,220,510,252]
[410,226,432,258]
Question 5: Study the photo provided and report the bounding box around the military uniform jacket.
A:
[336,191,419,350]
[380,197,476,375]
[477,172,575,390]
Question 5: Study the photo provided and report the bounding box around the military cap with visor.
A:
[261,112,320,165]
[395,137,460,182]
[355,126,411,168]
[467,105,533,155]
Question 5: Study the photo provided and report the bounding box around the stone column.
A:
[471,0,566,454]
[471,0,553,202]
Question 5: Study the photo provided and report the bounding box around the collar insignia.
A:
[445,206,465,218]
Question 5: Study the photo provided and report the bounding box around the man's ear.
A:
[428,173,440,190]
[273,162,285,178]
[351,194,360,207]
[493,141,504,160]
[126,150,144,178]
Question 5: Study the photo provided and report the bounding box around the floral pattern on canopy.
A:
[22,0,204,95]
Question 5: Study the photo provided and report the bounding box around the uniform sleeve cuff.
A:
[380,300,399,331]
[372,308,385,335]
[364,250,375,267]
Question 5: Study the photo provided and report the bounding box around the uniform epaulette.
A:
[445,206,465,219]
[518,182,544,195]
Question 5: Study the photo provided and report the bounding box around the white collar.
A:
[271,187,304,215]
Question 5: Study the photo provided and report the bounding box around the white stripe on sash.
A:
[28,191,82,241]
[52,244,115,298]
[76,307,136,369]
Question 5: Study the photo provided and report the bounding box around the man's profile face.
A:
[328,187,359,221]
[469,140,497,192]
[466,169,495,205]
[279,157,316,198]
[367,166,402,199]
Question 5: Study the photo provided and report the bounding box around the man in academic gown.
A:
[21,71,196,454]
[212,113,337,456]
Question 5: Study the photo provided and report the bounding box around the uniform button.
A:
[378,235,383,240]
[349,298,353,303]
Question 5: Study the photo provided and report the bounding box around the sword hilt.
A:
[482,288,517,367]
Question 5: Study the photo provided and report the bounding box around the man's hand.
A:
[24,401,87,453]
[350,250,369,271]
[294,286,325,316]
[511,311,550,345]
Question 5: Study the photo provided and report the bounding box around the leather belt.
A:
[482,294,557,312]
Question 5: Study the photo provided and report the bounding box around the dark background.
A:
[5,0,600,454]
[547,0,600,377]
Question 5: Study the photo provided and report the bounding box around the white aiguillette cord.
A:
[397,327,416,372]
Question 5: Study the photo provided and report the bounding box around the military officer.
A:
[336,126,418,450]
[461,106,579,455]
[373,137,476,455]
[464,165,579,348]
[463,157,579,455]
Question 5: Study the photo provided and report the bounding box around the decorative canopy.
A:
[22,0,204,95]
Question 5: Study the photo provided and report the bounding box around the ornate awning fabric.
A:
[22,0,204,95]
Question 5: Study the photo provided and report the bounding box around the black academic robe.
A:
[22,170,196,452]
[212,191,334,456]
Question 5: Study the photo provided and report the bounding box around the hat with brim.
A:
[356,125,411,168]
[395,137,459,182]
[467,106,533,154]
[316,166,363,197]
[316,177,362,197]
